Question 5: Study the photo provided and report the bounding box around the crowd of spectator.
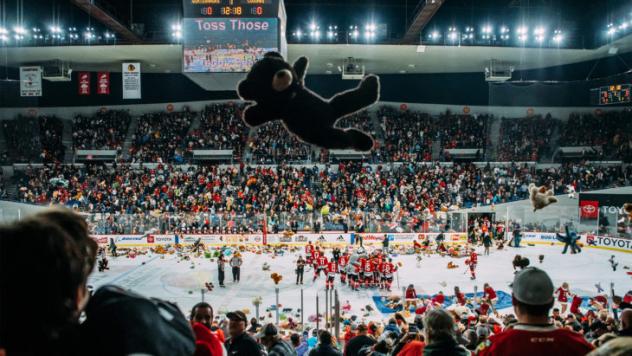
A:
[437,112,490,150]
[130,110,195,163]
[1,115,65,163]
[2,106,632,165]
[560,110,632,162]
[72,110,131,150]
[498,115,559,162]
[13,161,630,234]
[377,106,434,162]
[1,208,631,355]
[184,103,249,160]
[249,122,315,164]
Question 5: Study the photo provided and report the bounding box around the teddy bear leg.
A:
[329,75,380,119]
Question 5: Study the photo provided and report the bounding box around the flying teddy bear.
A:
[237,51,379,151]
[529,183,558,212]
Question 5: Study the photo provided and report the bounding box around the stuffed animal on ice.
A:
[529,183,558,212]
[237,52,380,151]
[556,225,582,254]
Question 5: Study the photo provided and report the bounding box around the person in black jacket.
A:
[225,311,263,356]
[308,330,342,356]
[344,324,376,356]
[296,256,306,285]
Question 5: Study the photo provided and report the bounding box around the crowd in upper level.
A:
[1,106,631,165]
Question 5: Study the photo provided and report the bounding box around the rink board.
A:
[92,232,632,254]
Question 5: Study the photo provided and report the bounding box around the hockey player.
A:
[371,255,382,288]
[362,256,376,288]
[313,253,329,281]
[338,252,349,284]
[305,241,315,266]
[348,261,362,291]
[325,260,337,290]
[380,258,397,292]
[466,249,478,280]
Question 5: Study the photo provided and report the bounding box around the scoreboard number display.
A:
[185,0,278,18]
[591,84,631,105]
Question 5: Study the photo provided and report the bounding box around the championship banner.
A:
[78,72,91,96]
[97,72,110,95]
[580,200,599,220]
[122,62,141,99]
[19,66,42,97]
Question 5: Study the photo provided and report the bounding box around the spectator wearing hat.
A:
[478,267,594,355]
[291,333,309,356]
[309,330,342,356]
[421,309,469,356]
[257,323,296,356]
[344,324,376,356]
[225,311,262,356]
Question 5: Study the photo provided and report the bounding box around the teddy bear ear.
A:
[264,51,284,60]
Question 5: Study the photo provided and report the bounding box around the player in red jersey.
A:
[305,242,315,266]
[313,254,328,281]
[379,258,397,291]
[348,261,361,291]
[325,260,337,290]
[478,268,593,356]
[362,258,375,288]
[371,256,382,288]
[465,249,478,280]
[338,252,349,284]
[483,282,498,312]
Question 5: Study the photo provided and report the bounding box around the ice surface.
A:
[88,244,632,325]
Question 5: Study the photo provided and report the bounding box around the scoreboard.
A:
[184,0,279,18]
[182,0,283,73]
[591,84,631,105]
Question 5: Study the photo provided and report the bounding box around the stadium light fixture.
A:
[295,30,302,39]
[351,29,359,39]
[500,26,509,34]
[0,27,7,35]
[13,26,27,35]
[533,27,545,36]
[482,25,492,34]
[429,30,440,40]
[518,33,527,42]
[620,22,629,30]
[309,22,317,31]
[448,31,457,41]
[0,34,7,42]
[516,26,527,35]
[552,33,563,44]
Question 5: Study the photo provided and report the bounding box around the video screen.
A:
[183,18,279,73]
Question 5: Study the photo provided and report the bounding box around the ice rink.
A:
[88,243,632,325]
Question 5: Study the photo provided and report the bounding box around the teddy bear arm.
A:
[243,105,274,128]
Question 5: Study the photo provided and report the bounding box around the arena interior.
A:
[0,0,632,355]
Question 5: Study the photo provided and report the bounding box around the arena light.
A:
[500,26,509,34]
[482,25,492,34]
[533,27,545,36]
[448,31,457,41]
[49,25,62,33]
[516,26,528,35]
[518,33,527,42]
[429,30,440,40]
[351,29,359,39]
[0,34,7,42]
[171,23,182,31]
[620,22,629,30]
[309,22,317,31]
[0,27,7,35]
[552,33,563,44]
[294,29,302,39]
[13,26,27,35]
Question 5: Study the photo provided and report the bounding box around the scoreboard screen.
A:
[591,84,631,105]
[184,0,278,18]
[183,18,278,73]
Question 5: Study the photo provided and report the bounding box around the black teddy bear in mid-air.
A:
[237,52,380,151]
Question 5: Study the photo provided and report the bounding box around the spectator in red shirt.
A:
[478,267,594,356]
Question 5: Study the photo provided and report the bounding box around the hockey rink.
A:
[88,244,632,324]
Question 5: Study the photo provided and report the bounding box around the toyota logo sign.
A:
[582,205,596,213]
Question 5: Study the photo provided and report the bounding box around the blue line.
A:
[107,255,160,286]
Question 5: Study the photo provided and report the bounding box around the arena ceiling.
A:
[2,32,630,75]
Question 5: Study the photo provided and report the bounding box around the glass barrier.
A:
[1,205,629,239]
